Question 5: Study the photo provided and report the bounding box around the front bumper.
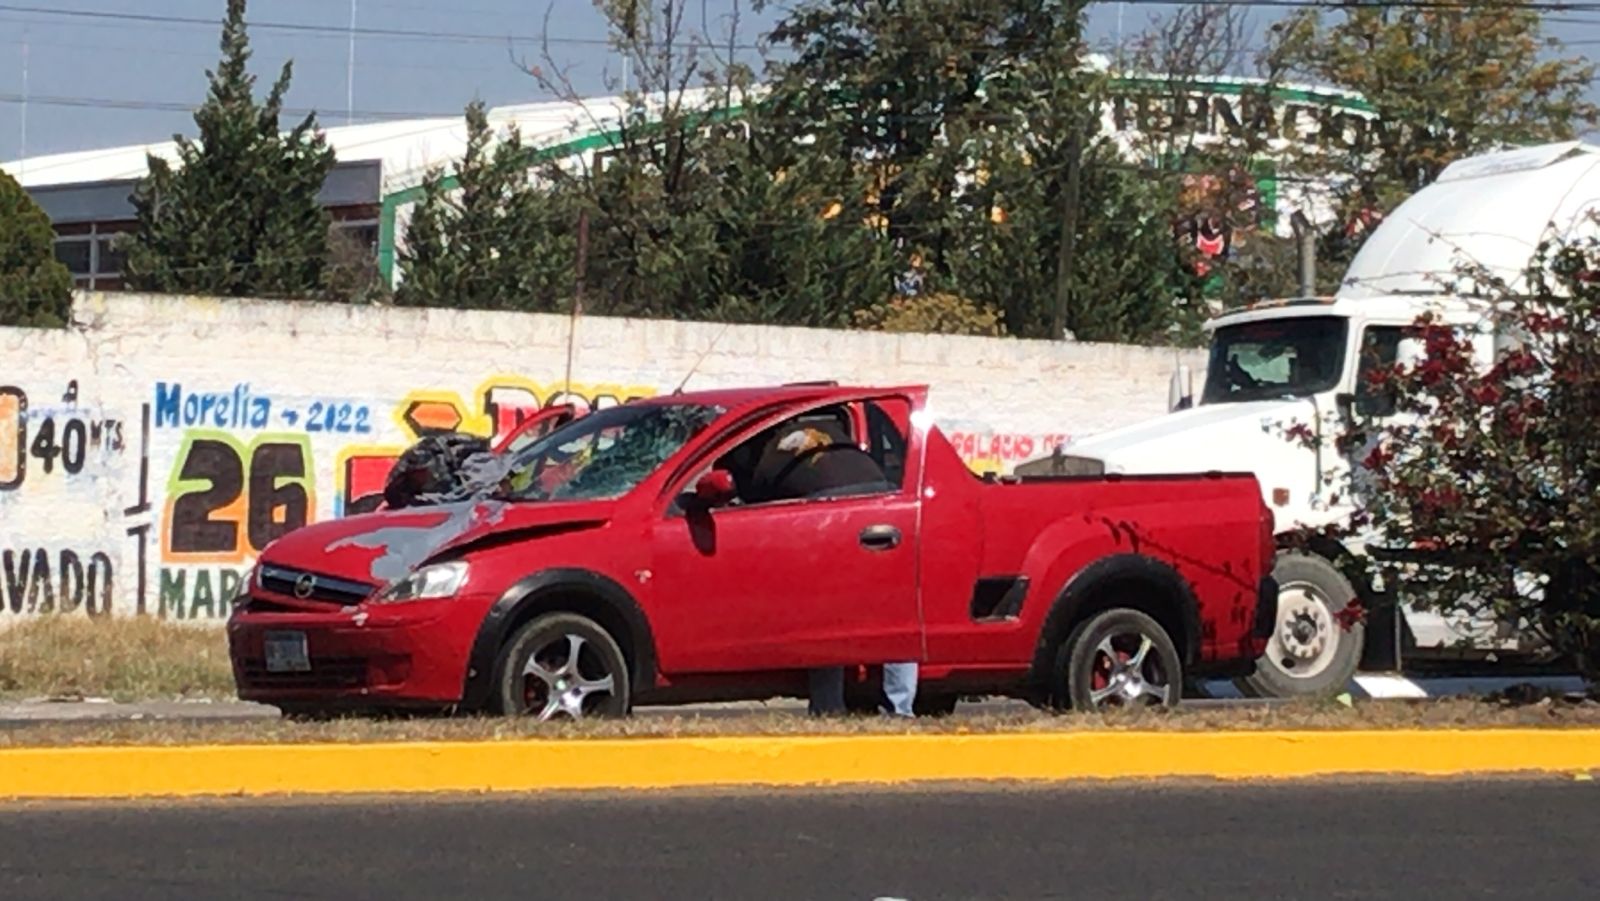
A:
[227,600,476,707]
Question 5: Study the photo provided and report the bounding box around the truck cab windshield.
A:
[1201,316,1349,405]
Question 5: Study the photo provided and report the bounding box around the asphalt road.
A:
[2,779,1596,899]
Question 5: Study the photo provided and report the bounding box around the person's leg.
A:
[880,662,918,717]
[808,667,846,716]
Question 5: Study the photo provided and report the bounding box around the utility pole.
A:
[1292,209,1316,297]
[346,0,359,126]
[19,24,29,175]
[1052,126,1084,341]
[565,208,590,397]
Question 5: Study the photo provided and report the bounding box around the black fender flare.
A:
[459,568,659,711]
[1029,553,1203,684]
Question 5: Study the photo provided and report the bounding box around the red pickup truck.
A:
[227,384,1277,718]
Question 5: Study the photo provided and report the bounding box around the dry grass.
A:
[3,696,1600,748]
[0,617,234,701]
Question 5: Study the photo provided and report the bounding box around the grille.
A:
[238,657,368,690]
[258,565,374,605]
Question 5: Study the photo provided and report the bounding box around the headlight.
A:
[371,561,469,604]
[230,563,259,609]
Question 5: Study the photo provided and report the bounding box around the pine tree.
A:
[121,0,336,298]
[395,101,575,311]
[0,171,73,328]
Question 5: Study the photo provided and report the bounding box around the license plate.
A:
[264,631,310,673]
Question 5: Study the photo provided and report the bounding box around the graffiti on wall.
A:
[945,428,1072,477]
[0,382,123,492]
[2,548,115,615]
[145,375,655,620]
[0,382,125,618]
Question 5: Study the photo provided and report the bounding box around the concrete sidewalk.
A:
[0,698,279,724]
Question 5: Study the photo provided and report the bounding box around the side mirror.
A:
[687,469,737,511]
[1335,392,1355,421]
[1168,364,1194,412]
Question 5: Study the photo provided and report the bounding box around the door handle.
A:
[859,524,902,551]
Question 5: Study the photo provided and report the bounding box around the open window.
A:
[691,397,913,510]
[1354,326,1406,418]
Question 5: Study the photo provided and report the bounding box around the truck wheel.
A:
[1055,608,1182,710]
[1236,552,1364,699]
[492,613,631,720]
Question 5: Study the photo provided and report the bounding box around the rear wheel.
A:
[1236,552,1364,699]
[492,613,631,720]
[1054,608,1183,711]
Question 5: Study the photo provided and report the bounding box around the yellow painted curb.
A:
[2,729,1598,800]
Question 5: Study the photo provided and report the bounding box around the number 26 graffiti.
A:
[163,432,316,563]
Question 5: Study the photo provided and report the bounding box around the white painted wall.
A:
[0,292,1204,623]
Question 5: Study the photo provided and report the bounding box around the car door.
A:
[646,394,924,675]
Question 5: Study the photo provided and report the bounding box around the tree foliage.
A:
[396,101,574,311]
[947,142,1203,342]
[122,0,336,298]
[760,0,1201,341]
[501,0,897,325]
[1324,240,1600,684]
[1122,4,1314,312]
[853,292,1006,336]
[0,171,73,328]
[1265,1,1599,241]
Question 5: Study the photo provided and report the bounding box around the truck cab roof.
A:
[1341,140,1600,300]
[1204,293,1486,331]
[1212,140,1600,332]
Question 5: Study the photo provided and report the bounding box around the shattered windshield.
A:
[1202,316,1349,404]
[497,403,725,502]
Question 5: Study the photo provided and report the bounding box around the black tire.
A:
[1053,608,1183,711]
[491,613,631,719]
[1236,552,1365,699]
[913,692,959,718]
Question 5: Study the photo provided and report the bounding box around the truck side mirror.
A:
[1168,364,1194,412]
[1343,389,1396,421]
[683,469,737,513]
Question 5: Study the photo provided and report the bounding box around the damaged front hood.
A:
[259,499,617,587]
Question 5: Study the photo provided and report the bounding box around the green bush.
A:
[0,170,72,328]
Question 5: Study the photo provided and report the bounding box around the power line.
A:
[0,4,659,49]
[0,91,466,122]
[0,2,1591,60]
[0,27,522,76]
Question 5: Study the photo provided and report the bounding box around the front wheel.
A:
[1236,552,1364,699]
[1054,608,1183,711]
[492,613,631,720]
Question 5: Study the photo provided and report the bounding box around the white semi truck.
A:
[1021,140,1600,698]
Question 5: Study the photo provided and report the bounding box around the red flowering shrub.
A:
[1338,239,1600,684]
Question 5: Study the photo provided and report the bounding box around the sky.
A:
[2,0,1599,162]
